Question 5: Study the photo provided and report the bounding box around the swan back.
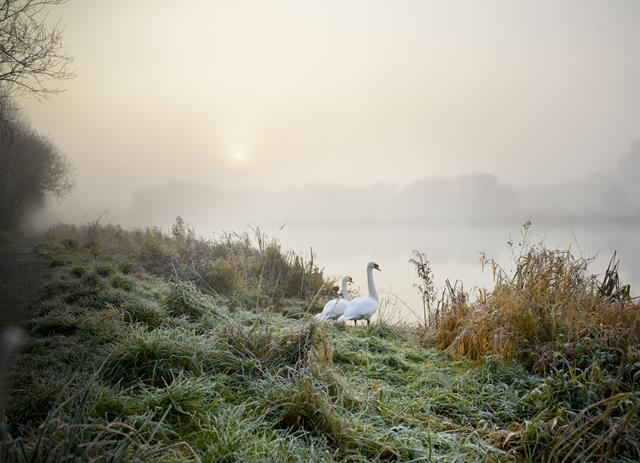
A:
[338,262,381,322]
[318,275,353,320]
[337,296,378,321]
[319,298,350,320]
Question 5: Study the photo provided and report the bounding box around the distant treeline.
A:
[124,143,640,229]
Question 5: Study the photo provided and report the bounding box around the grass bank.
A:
[2,222,639,462]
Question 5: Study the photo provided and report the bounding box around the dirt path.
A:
[0,238,45,328]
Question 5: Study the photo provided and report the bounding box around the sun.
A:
[228,144,248,163]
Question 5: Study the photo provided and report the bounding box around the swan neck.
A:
[367,266,378,300]
[341,278,351,301]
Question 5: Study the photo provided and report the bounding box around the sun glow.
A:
[228,144,248,163]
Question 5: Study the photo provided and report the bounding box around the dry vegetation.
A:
[419,226,640,461]
[50,217,331,314]
[1,220,639,462]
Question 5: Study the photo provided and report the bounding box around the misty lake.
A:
[254,221,640,323]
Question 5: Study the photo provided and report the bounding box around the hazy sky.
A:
[17,0,640,206]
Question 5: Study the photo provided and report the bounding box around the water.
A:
[273,222,640,323]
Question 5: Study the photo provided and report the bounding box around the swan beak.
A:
[375,266,381,271]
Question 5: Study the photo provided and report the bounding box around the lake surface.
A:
[271,222,640,323]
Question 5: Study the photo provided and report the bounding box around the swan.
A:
[338,262,381,326]
[317,276,353,320]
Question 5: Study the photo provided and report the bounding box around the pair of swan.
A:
[318,262,381,326]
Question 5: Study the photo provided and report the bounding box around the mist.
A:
[20,0,640,193]
[14,0,640,317]
[36,142,640,229]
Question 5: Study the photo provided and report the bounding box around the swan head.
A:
[343,276,354,284]
[368,262,381,271]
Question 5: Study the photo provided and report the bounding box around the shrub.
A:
[422,237,640,462]
[201,258,243,294]
[431,244,640,366]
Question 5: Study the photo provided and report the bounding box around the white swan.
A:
[338,262,380,326]
[317,276,353,320]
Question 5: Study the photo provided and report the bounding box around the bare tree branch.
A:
[0,0,72,99]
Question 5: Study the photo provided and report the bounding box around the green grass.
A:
[2,224,639,462]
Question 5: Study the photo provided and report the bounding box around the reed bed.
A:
[422,233,640,462]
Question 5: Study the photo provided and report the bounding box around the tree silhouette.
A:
[0,0,72,98]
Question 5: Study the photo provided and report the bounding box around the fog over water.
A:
[35,144,640,322]
[16,1,640,321]
[284,221,640,323]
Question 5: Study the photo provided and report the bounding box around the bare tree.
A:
[0,0,72,98]
[0,116,72,228]
[0,1,73,228]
